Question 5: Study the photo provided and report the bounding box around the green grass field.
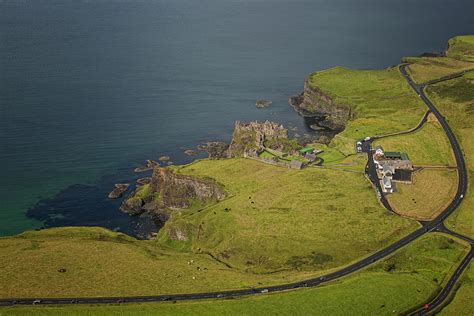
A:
[425,72,474,239]
[306,66,428,155]
[161,158,416,273]
[387,169,458,220]
[404,56,474,84]
[1,233,468,316]
[373,115,455,166]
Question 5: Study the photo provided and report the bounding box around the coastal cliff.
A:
[121,167,225,216]
[289,78,352,132]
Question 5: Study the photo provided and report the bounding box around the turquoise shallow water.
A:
[1,0,473,237]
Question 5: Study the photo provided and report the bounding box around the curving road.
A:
[0,65,471,314]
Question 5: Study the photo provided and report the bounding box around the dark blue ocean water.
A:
[1,0,473,237]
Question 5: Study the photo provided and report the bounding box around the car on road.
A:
[356,146,362,153]
[261,289,269,293]
[32,300,41,305]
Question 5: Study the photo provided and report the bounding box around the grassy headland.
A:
[307,67,427,155]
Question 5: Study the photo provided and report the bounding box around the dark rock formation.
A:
[197,141,229,159]
[256,99,272,108]
[134,160,160,173]
[151,168,225,209]
[120,192,144,215]
[121,167,225,216]
[289,79,352,133]
[107,183,130,199]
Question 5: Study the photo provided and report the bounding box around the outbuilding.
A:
[290,160,304,170]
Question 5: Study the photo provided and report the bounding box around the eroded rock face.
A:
[151,168,226,209]
[289,80,352,132]
[121,167,225,216]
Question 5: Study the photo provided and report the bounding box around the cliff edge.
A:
[289,78,352,132]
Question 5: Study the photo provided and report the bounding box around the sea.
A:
[1,0,473,237]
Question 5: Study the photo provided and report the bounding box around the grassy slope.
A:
[387,169,458,220]
[439,262,474,316]
[1,233,468,316]
[0,158,418,299]
[404,35,474,84]
[404,56,474,84]
[426,71,474,239]
[166,158,416,273]
[373,116,455,166]
[307,67,427,155]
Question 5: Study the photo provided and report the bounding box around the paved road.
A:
[0,66,471,314]
[399,64,472,314]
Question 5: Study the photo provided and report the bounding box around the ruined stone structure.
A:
[227,121,288,158]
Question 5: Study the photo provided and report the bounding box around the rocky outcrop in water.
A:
[134,160,160,173]
[289,79,352,133]
[256,99,272,108]
[107,183,130,199]
[120,167,225,216]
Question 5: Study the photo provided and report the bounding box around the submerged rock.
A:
[107,183,130,199]
[184,149,197,156]
[256,99,272,108]
[159,155,171,162]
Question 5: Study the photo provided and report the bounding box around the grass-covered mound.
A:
[387,169,458,220]
[306,67,427,155]
[404,35,474,84]
[161,158,416,273]
[426,71,474,238]
[2,233,469,316]
[373,116,455,166]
